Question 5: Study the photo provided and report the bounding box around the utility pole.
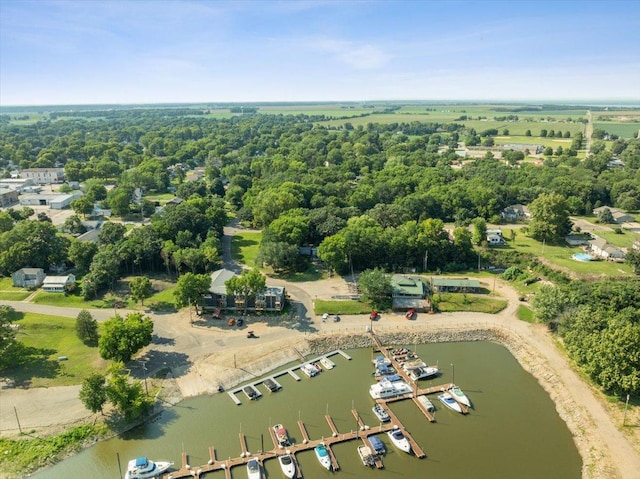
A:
[424,250,428,272]
[623,394,630,426]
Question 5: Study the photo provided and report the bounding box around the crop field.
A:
[494,135,575,148]
[594,122,640,139]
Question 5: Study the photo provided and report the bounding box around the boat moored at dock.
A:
[449,385,471,407]
[369,435,386,455]
[272,424,290,447]
[372,403,391,422]
[369,378,412,399]
[124,457,173,479]
[417,395,436,412]
[277,454,296,478]
[408,366,439,381]
[301,363,321,377]
[263,378,280,392]
[387,426,412,454]
[246,458,262,479]
[314,443,332,470]
[320,357,335,370]
[357,445,375,467]
[438,392,463,413]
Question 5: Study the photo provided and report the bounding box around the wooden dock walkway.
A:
[161,411,421,479]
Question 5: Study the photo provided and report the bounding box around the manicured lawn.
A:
[4,311,108,387]
[499,232,634,276]
[595,229,639,249]
[145,285,177,311]
[313,300,372,315]
[31,289,89,307]
[231,231,262,267]
[0,291,31,301]
[516,304,536,323]
[434,293,507,314]
[0,277,16,289]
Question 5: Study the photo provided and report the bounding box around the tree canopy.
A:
[98,312,153,363]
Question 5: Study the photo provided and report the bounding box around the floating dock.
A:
[227,350,348,404]
[162,411,421,479]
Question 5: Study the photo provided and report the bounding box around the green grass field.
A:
[516,304,536,323]
[434,293,507,313]
[313,299,372,315]
[231,231,262,267]
[5,311,107,387]
[594,122,640,139]
[0,277,31,300]
[145,285,177,311]
[498,231,634,276]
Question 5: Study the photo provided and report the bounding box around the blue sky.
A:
[1,0,639,106]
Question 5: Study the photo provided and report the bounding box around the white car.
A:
[322,313,329,322]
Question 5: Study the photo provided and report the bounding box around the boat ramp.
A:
[226,349,351,405]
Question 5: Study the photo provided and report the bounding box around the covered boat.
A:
[246,458,262,479]
[320,357,335,370]
[369,378,412,399]
[301,363,320,377]
[369,435,386,455]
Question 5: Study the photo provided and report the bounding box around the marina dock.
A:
[162,411,420,479]
[227,349,348,404]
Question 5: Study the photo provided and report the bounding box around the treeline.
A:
[533,279,640,396]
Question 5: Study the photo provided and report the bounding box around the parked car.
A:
[333,314,340,322]
[322,313,329,322]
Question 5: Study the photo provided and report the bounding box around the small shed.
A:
[432,278,482,293]
[42,274,76,292]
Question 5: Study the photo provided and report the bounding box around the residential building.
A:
[201,268,286,313]
[593,206,636,224]
[565,233,591,246]
[12,268,46,288]
[20,168,65,185]
[589,237,626,261]
[500,204,531,222]
[42,274,76,292]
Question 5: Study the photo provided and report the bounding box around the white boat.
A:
[387,426,411,454]
[417,395,435,412]
[320,357,335,370]
[372,355,391,367]
[449,385,471,407]
[438,392,463,413]
[247,458,262,479]
[124,457,173,479]
[357,445,375,466]
[301,363,320,377]
[272,424,290,447]
[372,403,390,422]
[408,366,439,381]
[314,443,332,470]
[401,359,427,371]
[369,378,412,399]
[277,454,296,478]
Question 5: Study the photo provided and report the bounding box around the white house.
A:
[42,274,76,292]
[589,237,626,261]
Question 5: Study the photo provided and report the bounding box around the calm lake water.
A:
[32,341,581,479]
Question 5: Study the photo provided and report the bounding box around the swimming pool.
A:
[572,253,593,262]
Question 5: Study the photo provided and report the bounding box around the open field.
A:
[4,311,107,387]
[497,231,635,276]
[594,122,640,139]
[231,231,262,267]
[313,299,372,315]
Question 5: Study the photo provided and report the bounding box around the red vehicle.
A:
[405,309,416,320]
[370,310,379,321]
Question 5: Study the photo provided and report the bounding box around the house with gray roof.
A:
[12,268,46,288]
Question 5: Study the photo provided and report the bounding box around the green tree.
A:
[317,233,348,274]
[173,272,211,309]
[258,241,301,273]
[98,221,127,246]
[626,249,640,274]
[0,306,22,370]
[471,218,487,246]
[532,285,572,329]
[358,268,392,310]
[76,309,99,346]
[68,240,98,274]
[71,196,94,218]
[130,276,152,305]
[597,207,615,224]
[225,268,266,314]
[105,363,152,421]
[528,193,572,243]
[0,211,14,233]
[79,373,107,414]
[98,313,153,363]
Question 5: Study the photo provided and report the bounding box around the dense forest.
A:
[1,109,639,395]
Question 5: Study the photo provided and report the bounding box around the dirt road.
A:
[1,276,639,478]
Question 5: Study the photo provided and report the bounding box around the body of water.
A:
[32,341,581,479]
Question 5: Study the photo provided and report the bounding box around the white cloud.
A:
[310,38,391,70]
